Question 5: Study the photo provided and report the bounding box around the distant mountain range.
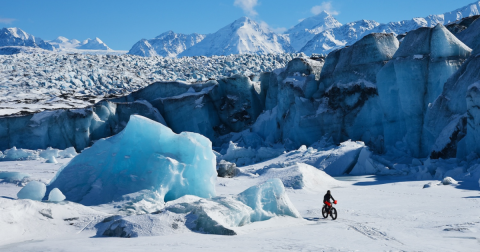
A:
[0,28,115,54]
[2,1,480,57]
[127,31,205,57]
[48,36,111,51]
[128,1,480,57]
[0,27,54,51]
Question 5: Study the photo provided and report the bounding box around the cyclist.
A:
[323,190,336,214]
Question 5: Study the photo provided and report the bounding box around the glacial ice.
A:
[0,171,30,183]
[99,178,301,237]
[442,177,458,185]
[0,52,299,116]
[47,188,66,202]
[237,178,301,222]
[377,24,471,157]
[0,146,77,162]
[17,181,46,201]
[259,163,342,190]
[1,147,39,161]
[45,115,217,205]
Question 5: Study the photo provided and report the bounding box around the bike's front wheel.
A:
[322,206,329,218]
[330,207,337,220]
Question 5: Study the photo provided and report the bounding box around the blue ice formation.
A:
[1,147,39,161]
[99,178,301,237]
[0,100,165,151]
[377,24,472,158]
[0,171,30,183]
[0,146,77,162]
[236,178,301,222]
[17,181,46,201]
[259,163,342,190]
[45,115,217,205]
[48,188,66,202]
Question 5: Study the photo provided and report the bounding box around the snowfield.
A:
[1,157,479,251]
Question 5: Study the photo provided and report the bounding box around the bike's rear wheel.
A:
[322,206,328,218]
[330,207,337,220]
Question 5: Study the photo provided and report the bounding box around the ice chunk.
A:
[237,178,301,222]
[97,212,189,238]
[260,163,342,190]
[217,160,238,177]
[46,115,217,205]
[1,147,39,161]
[99,179,301,237]
[58,147,77,158]
[17,181,46,201]
[46,156,58,163]
[48,188,66,202]
[441,177,458,185]
[349,148,391,175]
[0,171,30,183]
[39,147,59,160]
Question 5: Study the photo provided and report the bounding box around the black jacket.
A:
[324,193,335,203]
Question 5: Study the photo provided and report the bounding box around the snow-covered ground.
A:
[0,52,298,116]
[1,157,479,251]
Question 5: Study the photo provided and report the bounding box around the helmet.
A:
[327,190,331,194]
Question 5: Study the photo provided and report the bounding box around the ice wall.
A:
[377,24,471,158]
[252,33,397,150]
[45,115,217,205]
[0,100,165,151]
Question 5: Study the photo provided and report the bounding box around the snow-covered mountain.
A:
[78,38,110,50]
[48,36,111,51]
[285,11,342,51]
[300,1,480,55]
[179,17,294,57]
[0,27,54,50]
[128,31,206,57]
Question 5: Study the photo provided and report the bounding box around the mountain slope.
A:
[128,31,206,57]
[0,27,53,50]
[285,11,342,51]
[78,38,110,50]
[300,1,480,55]
[179,17,294,57]
[49,37,111,51]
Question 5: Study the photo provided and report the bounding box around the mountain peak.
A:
[0,27,53,51]
[314,10,331,17]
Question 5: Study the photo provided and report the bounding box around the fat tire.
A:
[322,206,328,218]
[330,207,337,220]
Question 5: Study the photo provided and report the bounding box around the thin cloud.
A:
[311,2,339,16]
[234,0,258,17]
[0,17,15,24]
[259,21,286,34]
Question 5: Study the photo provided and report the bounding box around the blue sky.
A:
[0,0,477,50]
